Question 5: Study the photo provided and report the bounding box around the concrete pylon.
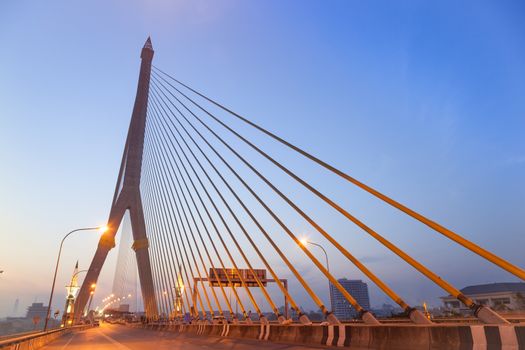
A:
[75,38,158,320]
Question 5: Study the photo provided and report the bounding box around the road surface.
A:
[41,322,332,349]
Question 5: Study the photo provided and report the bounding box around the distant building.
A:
[12,298,19,317]
[0,303,57,336]
[441,282,525,314]
[118,304,130,312]
[330,278,370,320]
[371,303,404,318]
[26,302,48,320]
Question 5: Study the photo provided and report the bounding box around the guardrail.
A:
[0,331,40,341]
[0,325,91,350]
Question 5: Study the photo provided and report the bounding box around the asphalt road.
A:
[40,322,331,350]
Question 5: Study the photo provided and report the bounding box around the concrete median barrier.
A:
[132,322,525,348]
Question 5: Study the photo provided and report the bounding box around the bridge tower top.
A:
[141,37,154,59]
[120,36,155,192]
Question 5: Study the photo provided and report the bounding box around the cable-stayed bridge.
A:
[8,38,523,349]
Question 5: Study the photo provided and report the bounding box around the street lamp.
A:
[299,238,332,310]
[43,225,108,331]
[64,268,88,327]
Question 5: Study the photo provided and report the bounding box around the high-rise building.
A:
[12,298,19,317]
[330,278,370,320]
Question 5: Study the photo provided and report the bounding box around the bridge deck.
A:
[40,323,331,350]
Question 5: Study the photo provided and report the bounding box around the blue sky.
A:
[0,0,524,317]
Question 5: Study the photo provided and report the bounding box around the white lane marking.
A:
[60,332,76,349]
[96,328,133,350]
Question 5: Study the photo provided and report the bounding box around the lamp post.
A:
[300,238,333,311]
[43,226,108,331]
[63,268,88,327]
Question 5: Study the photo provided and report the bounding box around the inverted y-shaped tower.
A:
[75,38,158,320]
